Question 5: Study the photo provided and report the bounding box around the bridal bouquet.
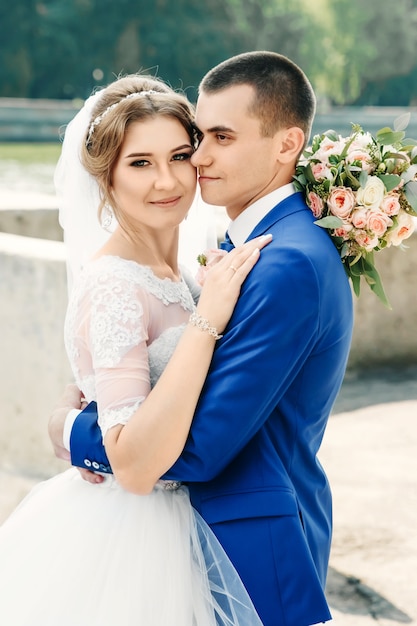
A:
[293,114,417,307]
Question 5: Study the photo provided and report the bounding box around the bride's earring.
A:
[101,203,114,231]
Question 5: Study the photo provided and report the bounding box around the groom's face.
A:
[192,84,281,219]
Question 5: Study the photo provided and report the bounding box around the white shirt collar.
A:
[228,183,296,247]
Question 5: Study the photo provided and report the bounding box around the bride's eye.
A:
[130,159,149,167]
[172,152,192,162]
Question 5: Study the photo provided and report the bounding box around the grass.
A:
[0,143,62,164]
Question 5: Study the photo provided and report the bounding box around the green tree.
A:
[298,0,417,105]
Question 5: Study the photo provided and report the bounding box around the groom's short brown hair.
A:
[199,51,316,145]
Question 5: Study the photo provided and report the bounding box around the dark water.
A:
[333,365,417,414]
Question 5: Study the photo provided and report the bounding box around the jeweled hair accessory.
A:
[86,90,161,146]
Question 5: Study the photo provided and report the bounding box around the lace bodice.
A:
[64,256,198,438]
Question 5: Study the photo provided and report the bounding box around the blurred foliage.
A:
[1,0,417,105]
[0,143,61,163]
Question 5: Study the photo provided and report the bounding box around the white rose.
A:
[356,176,385,210]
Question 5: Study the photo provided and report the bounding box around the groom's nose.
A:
[191,141,212,168]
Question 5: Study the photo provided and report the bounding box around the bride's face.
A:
[111,116,197,231]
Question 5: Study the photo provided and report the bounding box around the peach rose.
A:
[195,248,227,286]
[385,211,416,246]
[308,191,324,218]
[354,230,379,251]
[311,162,332,181]
[327,186,356,219]
[380,194,401,216]
[346,149,374,173]
[333,222,353,240]
[314,137,345,164]
[356,176,385,210]
[351,207,369,230]
[367,209,393,238]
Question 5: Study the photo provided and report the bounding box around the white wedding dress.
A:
[0,256,262,626]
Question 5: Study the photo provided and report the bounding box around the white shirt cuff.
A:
[63,409,81,451]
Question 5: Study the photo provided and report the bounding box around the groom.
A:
[50,51,353,626]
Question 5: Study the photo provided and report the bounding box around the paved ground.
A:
[0,367,416,625]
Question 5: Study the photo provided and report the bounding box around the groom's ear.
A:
[274,127,305,164]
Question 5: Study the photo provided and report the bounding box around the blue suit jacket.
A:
[70,192,353,626]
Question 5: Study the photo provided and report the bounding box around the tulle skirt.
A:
[0,468,262,625]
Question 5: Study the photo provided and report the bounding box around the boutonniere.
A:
[196,248,228,286]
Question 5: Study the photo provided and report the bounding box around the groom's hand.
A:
[48,383,85,462]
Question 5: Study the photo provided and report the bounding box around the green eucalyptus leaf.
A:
[376,128,405,146]
[350,272,361,297]
[393,113,410,132]
[340,242,350,258]
[358,170,368,188]
[404,181,417,212]
[323,129,340,141]
[402,164,417,183]
[314,216,343,229]
[378,173,401,192]
[383,151,408,161]
[365,267,391,309]
[344,165,361,189]
[303,162,317,184]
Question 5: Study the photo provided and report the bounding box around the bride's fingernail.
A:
[261,233,273,241]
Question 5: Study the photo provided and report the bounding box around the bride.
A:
[0,74,270,625]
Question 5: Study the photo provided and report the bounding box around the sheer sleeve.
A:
[65,262,152,439]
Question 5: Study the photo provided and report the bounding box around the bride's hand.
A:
[195,234,272,336]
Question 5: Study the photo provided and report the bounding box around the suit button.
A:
[84,459,92,467]
[92,461,99,470]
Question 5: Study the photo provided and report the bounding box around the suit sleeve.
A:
[164,245,321,482]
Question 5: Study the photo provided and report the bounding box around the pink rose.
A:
[385,211,416,246]
[195,248,227,286]
[333,222,353,240]
[380,194,401,216]
[327,186,356,219]
[311,162,331,181]
[314,137,345,164]
[351,207,369,229]
[346,149,374,173]
[308,191,324,218]
[354,230,379,251]
[367,209,393,238]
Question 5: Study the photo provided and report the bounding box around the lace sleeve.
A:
[68,262,152,438]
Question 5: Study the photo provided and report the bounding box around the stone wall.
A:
[0,228,416,479]
[0,233,70,477]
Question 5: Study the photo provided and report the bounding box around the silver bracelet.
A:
[189,312,223,340]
